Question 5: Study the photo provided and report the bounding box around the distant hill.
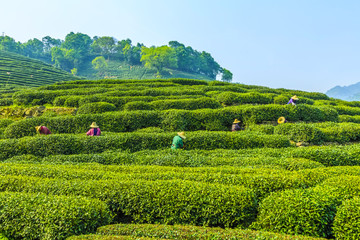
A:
[0,50,79,88]
[326,82,360,101]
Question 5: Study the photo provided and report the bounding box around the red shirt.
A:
[39,126,51,135]
[86,128,101,136]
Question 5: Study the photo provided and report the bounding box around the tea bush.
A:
[0,163,311,200]
[274,123,325,144]
[3,104,338,138]
[0,175,258,228]
[333,197,360,240]
[0,131,291,160]
[0,191,112,240]
[252,186,342,238]
[77,102,117,114]
[94,223,326,240]
[338,114,360,123]
[214,92,275,105]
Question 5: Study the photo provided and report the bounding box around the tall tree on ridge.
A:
[140,45,177,76]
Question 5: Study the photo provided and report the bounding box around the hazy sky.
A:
[1,0,360,93]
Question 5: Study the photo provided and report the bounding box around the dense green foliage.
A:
[0,191,112,240]
[0,50,78,87]
[0,33,231,80]
[2,78,360,239]
[93,223,325,240]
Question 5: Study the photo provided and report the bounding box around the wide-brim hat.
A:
[233,119,241,124]
[35,126,41,132]
[291,95,299,100]
[177,132,186,139]
[90,122,99,128]
[278,116,286,124]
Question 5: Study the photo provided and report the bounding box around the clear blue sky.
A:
[2,0,360,93]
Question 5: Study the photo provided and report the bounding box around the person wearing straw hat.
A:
[35,125,51,135]
[287,95,299,105]
[232,119,243,132]
[278,116,287,124]
[86,122,101,136]
[171,132,186,150]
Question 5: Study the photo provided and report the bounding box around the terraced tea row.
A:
[2,104,338,138]
[0,50,78,87]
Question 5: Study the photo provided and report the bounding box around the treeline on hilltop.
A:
[0,33,232,81]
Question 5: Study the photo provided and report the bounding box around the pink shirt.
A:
[39,126,51,135]
[86,128,101,136]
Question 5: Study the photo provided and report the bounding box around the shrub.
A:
[123,101,154,111]
[274,123,325,144]
[291,145,360,166]
[67,235,148,240]
[3,104,338,138]
[0,191,112,240]
[0,119,14,128]
[0,163,310,200]
[150,97,222,110]
[214,92,274,105]
[332,106,360,115]
[3,111,162,138]
[64,96,83,107]
[251,187,342,238]
[338,114,360,123]
[0,175,258,228]
[0,98,13,106]
[95,223,326,240]
[135,127,164,133]
[77,102,117,114]
[273,95,289,105]
[0,131,291,160]
[333,197,360,240]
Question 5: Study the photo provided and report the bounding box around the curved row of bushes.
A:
[0,131,291,160]
[252,175,360,239]
[0,175,258,228]
[53,94,204,108]
[0,191,112,240]
[249,122,360,145]
[12,78,331,106]
[35,150,323,170]
[3,104,338,138]
[67,223,325,240]
[0,163,313,199]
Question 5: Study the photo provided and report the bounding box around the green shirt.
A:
[171,135,184,150]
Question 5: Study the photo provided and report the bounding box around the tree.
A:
[42,36,62,53]
[169,41,191,72]
[92,56,108,77]
[71,68,78,76]
[199,51,220,79]
[0,36,21,53]
[61,32,93,69]
[21,38,44,59]
[51,47,76,71]
[91,36,116,60]
[114,38,132,60]
[220,68,233,82]
[140,45,177,76]
[123,43,142,65]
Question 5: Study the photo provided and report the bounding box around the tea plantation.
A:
[0,50,79,88]
[2,78,360,239]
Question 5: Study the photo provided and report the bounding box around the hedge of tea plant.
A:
[0,191,112,240]
[90,223,326,240]
[0,175,258,228]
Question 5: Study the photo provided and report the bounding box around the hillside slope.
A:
[0,50,79,88]
[77,59,214,80]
